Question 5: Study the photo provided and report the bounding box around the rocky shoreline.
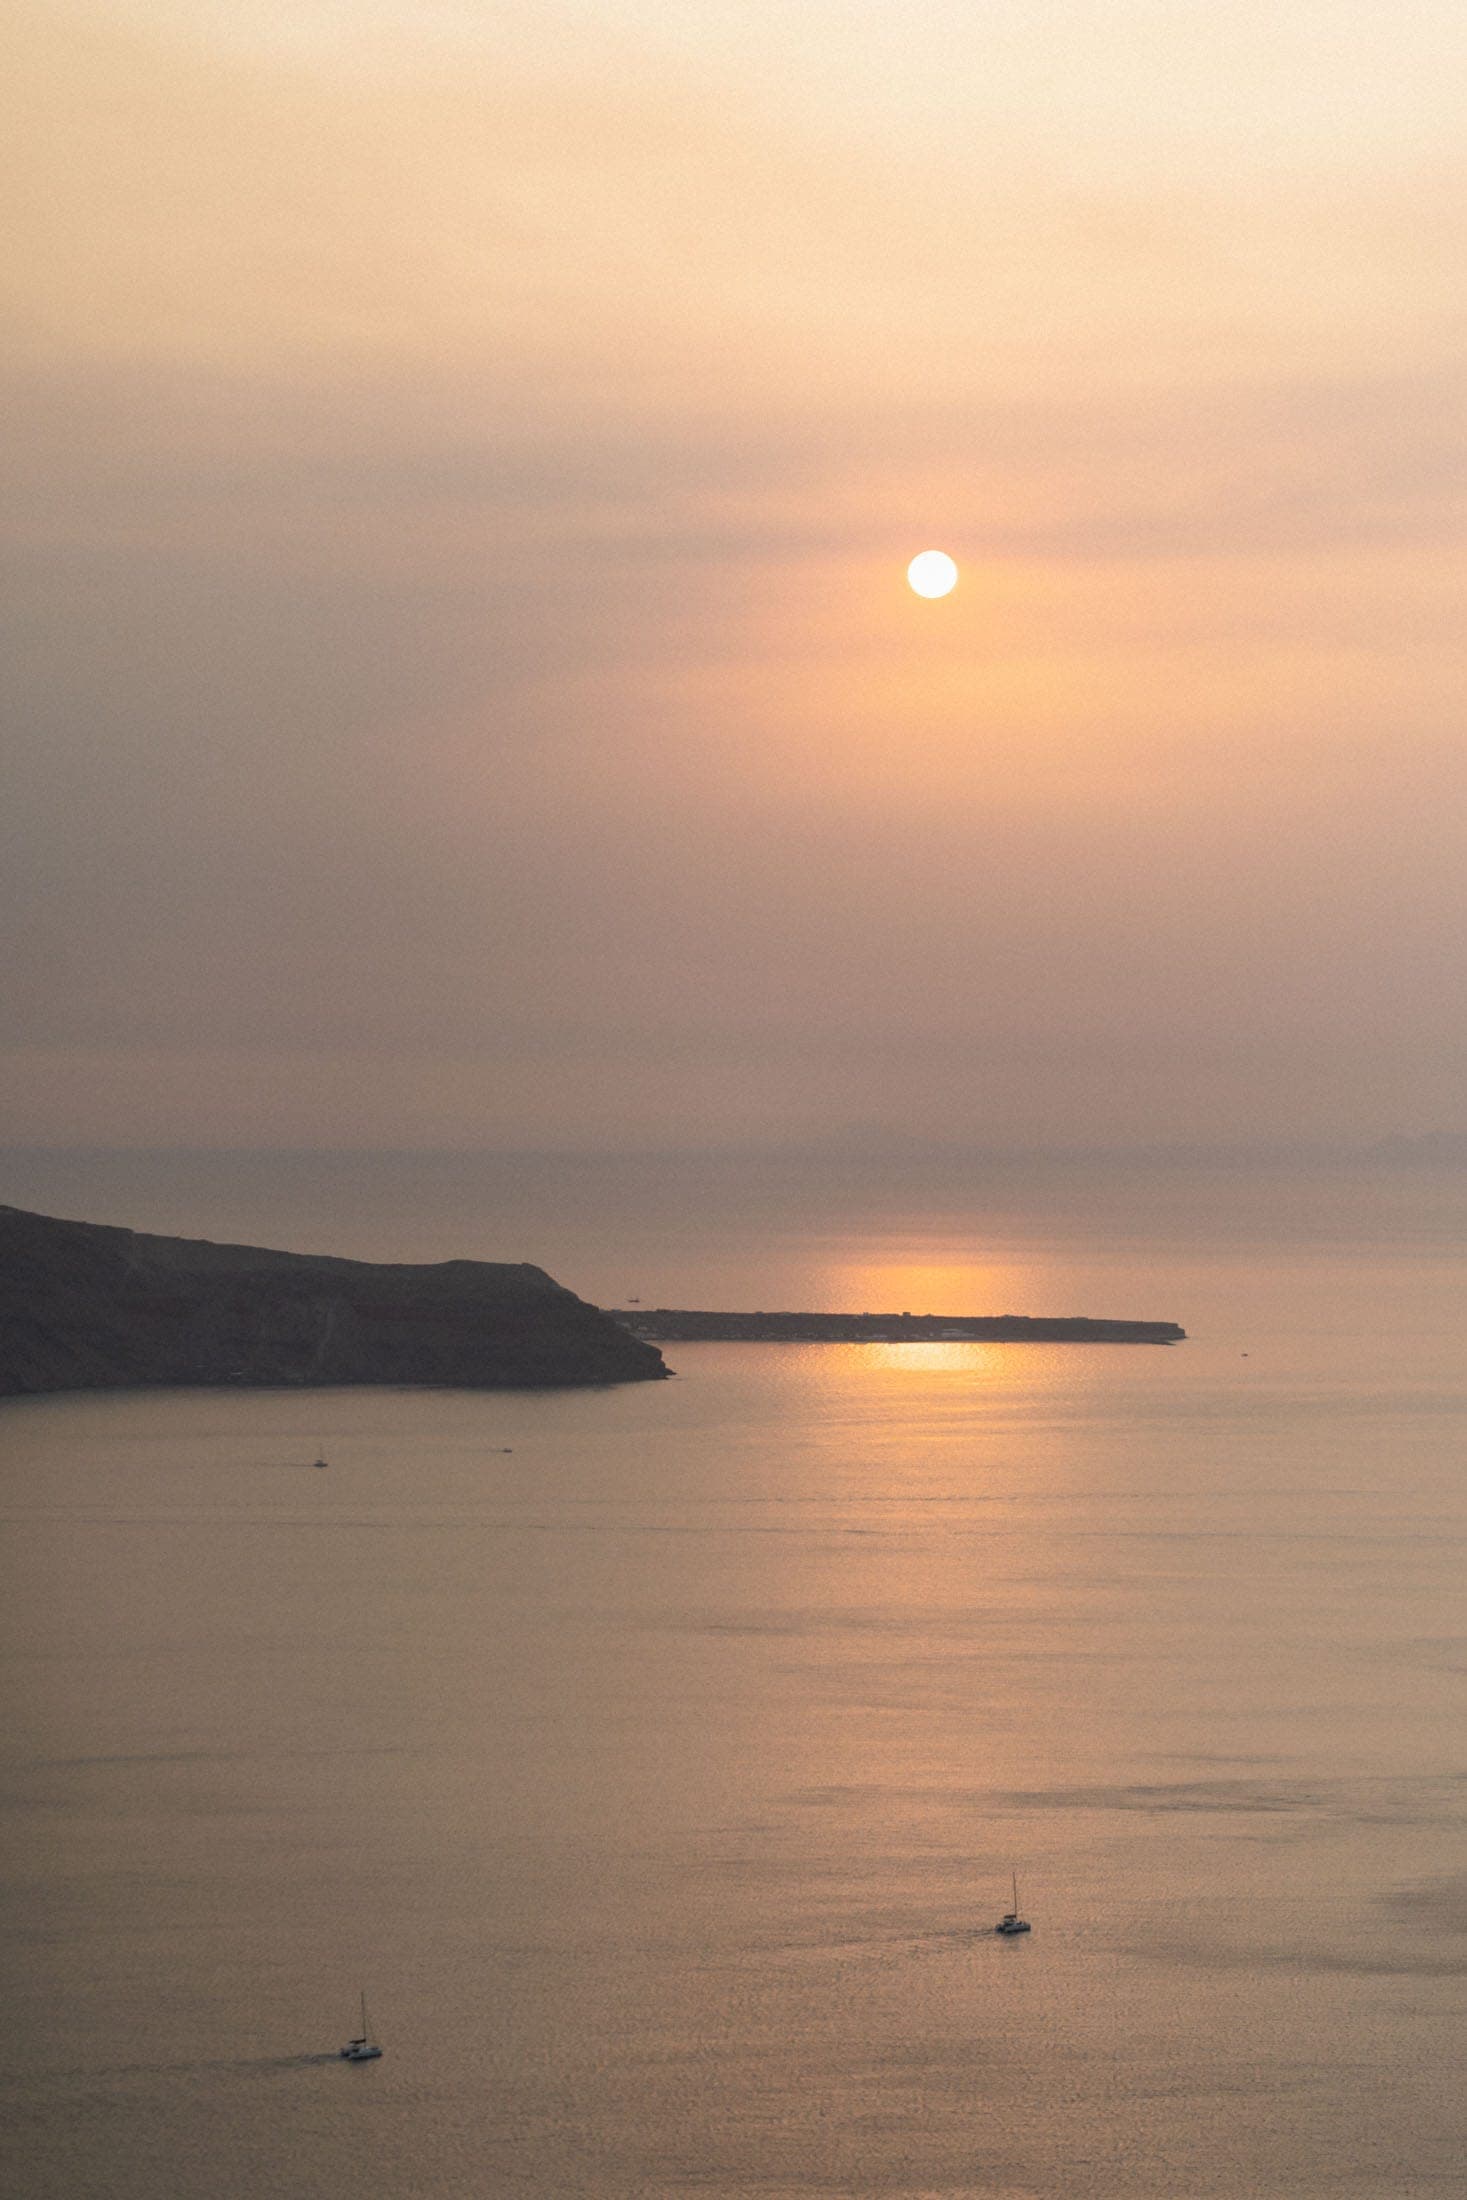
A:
[0,1205,668,1396]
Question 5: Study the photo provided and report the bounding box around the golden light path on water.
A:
[818,1251,1059,1319]
[8,1178,1467,2196]
[858,1338,1002,1373]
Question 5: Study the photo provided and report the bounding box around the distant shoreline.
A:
[0,1204,668,1397]
[608,1310,1185,1345]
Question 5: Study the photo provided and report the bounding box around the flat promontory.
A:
[0,1205,668,1396]
[611,1309,1185,1345]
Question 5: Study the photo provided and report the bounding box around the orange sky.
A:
[3,1,1464,1151]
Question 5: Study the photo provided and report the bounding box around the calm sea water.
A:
[3,1155,1466,2196]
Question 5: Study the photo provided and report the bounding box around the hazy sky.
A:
[4,0,1464,1152]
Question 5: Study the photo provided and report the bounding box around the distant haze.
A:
[4,2,1465,1154]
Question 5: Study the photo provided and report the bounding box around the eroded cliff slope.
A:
[0,1204,667,1395]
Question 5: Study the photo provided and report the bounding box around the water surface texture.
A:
[3,1173,1466,2196]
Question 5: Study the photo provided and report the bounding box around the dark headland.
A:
[0,1205,667,1397]
[612,1309,1185,1344]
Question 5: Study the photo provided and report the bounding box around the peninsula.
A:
[0,1205,667,1396]
[610,1309,1185,1345]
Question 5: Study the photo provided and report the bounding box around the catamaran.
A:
[994,1873,1031,1936]
[340,1992,383,2061]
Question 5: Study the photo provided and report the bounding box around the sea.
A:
[2,1147,1466,2198]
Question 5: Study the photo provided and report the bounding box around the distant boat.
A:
[312,1457,329,1470]
[340,1992,382,2061]
[994,1872,1031,1936]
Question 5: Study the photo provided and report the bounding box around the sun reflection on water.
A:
[859,1339,1002,1374]
[817,1248,1063,1323]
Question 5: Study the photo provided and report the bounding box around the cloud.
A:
[4,1,1465,1149]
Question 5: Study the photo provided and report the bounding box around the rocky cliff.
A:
[0,1205,667,1396]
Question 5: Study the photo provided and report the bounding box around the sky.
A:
[4,0,1465,1155]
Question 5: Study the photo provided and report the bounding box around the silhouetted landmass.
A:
[611,1309,1185,1344]
[0,1205,667,1396]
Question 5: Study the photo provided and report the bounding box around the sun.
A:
[907,550,958,599]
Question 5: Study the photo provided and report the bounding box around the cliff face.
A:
[0,1205,667,1396]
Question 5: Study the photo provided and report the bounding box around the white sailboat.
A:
[994,1872,1031,1936]
[340,1991,383,2061]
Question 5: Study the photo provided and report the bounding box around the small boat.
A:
[994,1872,1031,1936]
[340,1992,383,2061]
